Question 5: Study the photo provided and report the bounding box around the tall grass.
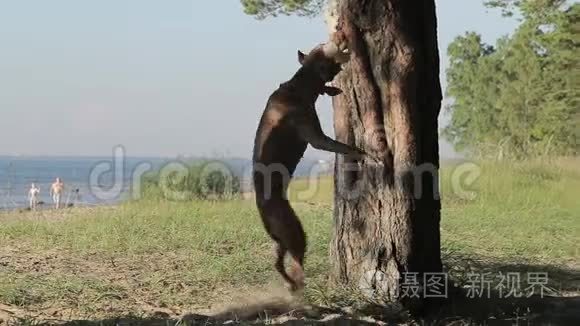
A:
[440,158,580,263]
[2,159,577,263]
[0,158,578,317]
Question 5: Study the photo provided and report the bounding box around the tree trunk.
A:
[328,0,443,308]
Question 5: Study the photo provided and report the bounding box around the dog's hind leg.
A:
[287,250,305,293]
[278,202,307,293]
[273,242,297,289]
[259,198,307,293]
[259,201,299,291]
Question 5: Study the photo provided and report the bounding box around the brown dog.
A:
[252,40,366,292]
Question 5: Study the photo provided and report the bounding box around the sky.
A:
[0,0,518,159]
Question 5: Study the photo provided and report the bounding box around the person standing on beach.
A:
[50,177,64,209]
[28,183,40,210]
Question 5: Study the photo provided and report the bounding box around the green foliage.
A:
[240,0,324,19]
[141,160,242,201]
[444,2,579,159]
[484,0,572,18]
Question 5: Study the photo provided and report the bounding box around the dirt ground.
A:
[0,244,389,325]
[1,244,579,325]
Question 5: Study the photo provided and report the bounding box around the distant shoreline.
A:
[0,199,122,214]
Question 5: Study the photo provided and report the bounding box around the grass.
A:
[439,159,579,264]
[0,158,578,323]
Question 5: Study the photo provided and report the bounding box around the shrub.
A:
[140,160,241,201]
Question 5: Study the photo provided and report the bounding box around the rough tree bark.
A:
[327,0,443,307]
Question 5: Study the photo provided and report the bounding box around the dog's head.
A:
[297,40,350,83]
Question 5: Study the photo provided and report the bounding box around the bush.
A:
[140,160,242,201]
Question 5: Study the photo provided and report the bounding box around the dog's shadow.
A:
[187,287,381,325]
[208,295,303,322]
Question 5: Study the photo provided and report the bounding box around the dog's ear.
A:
[322,86,343,96]
[297,50,306,65]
